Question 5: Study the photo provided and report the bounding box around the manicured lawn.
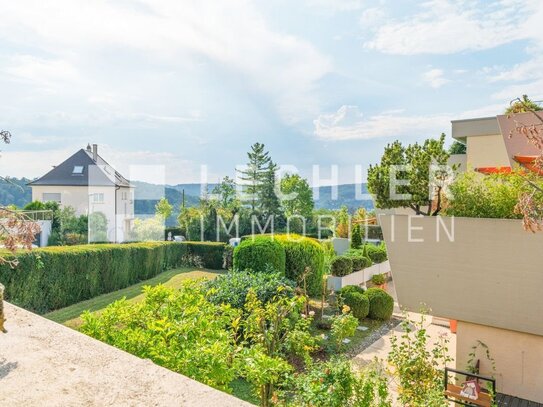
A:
[45,267,224,328]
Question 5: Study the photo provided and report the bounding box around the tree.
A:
[351,224,362,249]
[237,143,272,212]
[258,160,283,219]
[367,133,452,216]
[280,174,314,219]
[448,140,466,154]
[155,197,173,219]
[212,176,238,210]
[505,94,542,114]
[336,205,349,238]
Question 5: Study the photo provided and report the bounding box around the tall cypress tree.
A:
[259,160,283,218]
[237,143,272,213]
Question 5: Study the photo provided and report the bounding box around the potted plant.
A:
[371,273,387,290]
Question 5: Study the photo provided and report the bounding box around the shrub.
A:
[80,282,239,391]
[365,288,394,320]
[350,256,372,271]
[339,286,369,320]
[274,234,325,297]
[233,237,286,274]
[371,273,386,286]
[330,256,352,277]
[0,241,225,313]
[186,241,225,269]
[206,269,295,310]
[364,244,387,264]
[331,308,358,348]
[351,224,363,249]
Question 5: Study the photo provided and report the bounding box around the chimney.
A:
[92,144,98,162]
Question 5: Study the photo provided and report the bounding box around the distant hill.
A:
[0,178,373,225]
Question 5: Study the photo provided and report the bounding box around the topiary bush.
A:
[365,287,394,320]
[330,256,353,277]
[274,234,325,297]
[350,256,372,271]
[364,244,388,264]
[338,285,369,320]
[233,237,286,274]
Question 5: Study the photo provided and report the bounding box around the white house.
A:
[29,144,134,243]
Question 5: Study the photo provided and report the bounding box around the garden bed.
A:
[327,260,391,291]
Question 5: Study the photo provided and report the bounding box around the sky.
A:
[1,0,542,185]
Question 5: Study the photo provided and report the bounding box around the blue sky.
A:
[0,0,542,185]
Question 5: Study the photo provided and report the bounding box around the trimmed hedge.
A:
[365,287,394,320]
[338,285,369,320]
[330,256,352,277]
[186,241,226,270]
[233,237,286,274]
[364,244,388,264]
[0,241,226,314]
[275,234,325,297]
[350,256,372,271]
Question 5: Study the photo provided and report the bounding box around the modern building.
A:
[29,144,134,243]
[379,111,543,403]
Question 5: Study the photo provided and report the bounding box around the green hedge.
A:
[0,241,226,314]
[330,256,352,277]
[233,237,286,274]
[338,285,369,320]
[365,287,394,320]
[364,244,388,264]
[275,234,325,297]
[350,256,372,271]
[186,241,226,270]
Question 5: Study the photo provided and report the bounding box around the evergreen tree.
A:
[351,224,362,249]
[258,161,283,220]
[237,143,272,212]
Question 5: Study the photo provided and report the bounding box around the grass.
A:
[44,267,224,328]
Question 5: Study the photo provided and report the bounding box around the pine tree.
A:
[259,161,283,219]
[237,143,272,213]
[351,224,362,249]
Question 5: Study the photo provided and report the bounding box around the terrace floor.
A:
[0,302,249,406]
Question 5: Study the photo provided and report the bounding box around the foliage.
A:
[274,234,325,297]
[0,177,32,208]
[131,216,165,241]
[280,173,314,219]
[448,140,466,155]
[338,285,369,320]
[350,255,371,271]
[371,273,386,286]
[233,237,286,275]
[505,94,542,114]
[387,314,452,406]
[330,306,359,348]
[80,283,240,391]
[212,176,239,210]
[365,288,394,320]
[283,310,321,366]
[368,133,451,215]
[336,205,350,238]
[364,244,387,264]
[206,269,295,310]
[330,256,352,277]
[155,197,173,219]
[88,211,108,242]
[0,241,225,313]
[351,224,362,249]
[444,170,539,219]
[280,358,391,407]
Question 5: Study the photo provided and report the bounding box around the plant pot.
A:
[449,319,457,334]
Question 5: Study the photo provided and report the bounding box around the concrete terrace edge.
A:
[0,302,250,406]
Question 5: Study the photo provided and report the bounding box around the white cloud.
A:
[364,0,540,55]
[313,105,450,140]
[359,7,386,28]
[422,69,450,88]
[313,103,505,141]
[0,0,332,125]
[304,0,368,12]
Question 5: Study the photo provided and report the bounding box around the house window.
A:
[91,193,104,203]
[42,193,61,203]
[72,166,84,175]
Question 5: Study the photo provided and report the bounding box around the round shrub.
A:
[233,237,286,274]
[350,256,372,271]
[365,287,394,320]
[364,244,388,264]
[330,256,353,277]
[275,234,325,297]
[339,285,369,320]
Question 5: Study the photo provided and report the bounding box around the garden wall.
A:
[0,241,225,313]
[327,260,390,291]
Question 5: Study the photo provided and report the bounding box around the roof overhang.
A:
[451,116,500,143]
